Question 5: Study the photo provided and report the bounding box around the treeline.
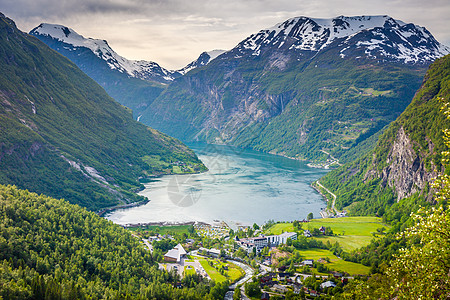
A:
[0,185,227,299]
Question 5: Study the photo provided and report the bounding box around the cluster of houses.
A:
[303,226,327,237]
[194,223,229,239]
[148,234,174,242]
[235,232,297,253]
[259,265,348,298]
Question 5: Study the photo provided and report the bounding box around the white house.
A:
[320,281,336,289]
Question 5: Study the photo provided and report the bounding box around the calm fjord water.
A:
[106,144,329,227]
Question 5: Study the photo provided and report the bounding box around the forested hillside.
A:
[320,54,450,222]
[29,23,169,118]
[0,185,228,299]
[0,13,205,211]
[340,57,450,298]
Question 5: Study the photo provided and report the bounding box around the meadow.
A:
[265,216,387,251]
[199,259,244,283]
[296,249,370,275]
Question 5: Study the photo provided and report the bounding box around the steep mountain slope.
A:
[0,13,205,211]
[29,24,227,119]
[140,15,449,163]
[29,23,174,118]
[0,185,222,299]
[30,23,177,83]
[320,54,450,218]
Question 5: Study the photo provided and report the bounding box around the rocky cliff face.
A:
[369,127,438,201]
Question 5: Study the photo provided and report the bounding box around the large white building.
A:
[236,232,297,253]
[266,232,297,246]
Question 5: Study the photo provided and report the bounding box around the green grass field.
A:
[265,217,388,251]
[199,259,227,283]
[227,262,245,282]
[172,165,183,174]
[199,259,244,283]
[264,223,294,235]
[128,224,192,235]
[308,217,387,251]
[296,249,370,275]
[184,266,196,276]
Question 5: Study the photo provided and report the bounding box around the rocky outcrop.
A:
[373,127,437,201]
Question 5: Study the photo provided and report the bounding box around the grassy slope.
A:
[199,259,244,283]
[296,249,370,275]
[308,217,388,251]
[265,217,387,251]
[0,14,205,210]
[128,225,193,235]
[199,260,227,283]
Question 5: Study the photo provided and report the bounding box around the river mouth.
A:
[105,143,329,227]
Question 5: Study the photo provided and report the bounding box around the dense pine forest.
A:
[0,185,229,299]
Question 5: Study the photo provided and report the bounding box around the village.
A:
[128,216,385,299]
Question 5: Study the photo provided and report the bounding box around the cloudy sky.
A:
[1,0,449,69]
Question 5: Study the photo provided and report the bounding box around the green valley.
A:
[141,31,428,164]
[0,9,449,300]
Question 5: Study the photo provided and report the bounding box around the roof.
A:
[302,259,314,265]
[174,244,187,255]
[164,244,187,262]
[280,232,297,238]
[164,249,180,260]
[320,281,336,289]
[209,248,221,255]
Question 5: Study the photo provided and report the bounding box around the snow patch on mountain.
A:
[177,49,226,75]
[235,15,449,64]
[31,23,176,82]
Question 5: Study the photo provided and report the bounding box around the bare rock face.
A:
[379,127,437,201]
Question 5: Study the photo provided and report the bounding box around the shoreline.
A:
[97,199,150,217]
[198,141,337,170]
[97,168,209,217]
[122,220,211,228]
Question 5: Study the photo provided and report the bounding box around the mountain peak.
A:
[30,23,176,83]
[177,49,227,75]
[234,15,449,64]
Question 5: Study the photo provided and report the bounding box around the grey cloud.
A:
[0,0,448,69]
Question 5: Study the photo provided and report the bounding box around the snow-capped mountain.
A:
[228,15,449,64]
[178,50,226,75]
[140,15,449,164]
[30,23,176,83]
